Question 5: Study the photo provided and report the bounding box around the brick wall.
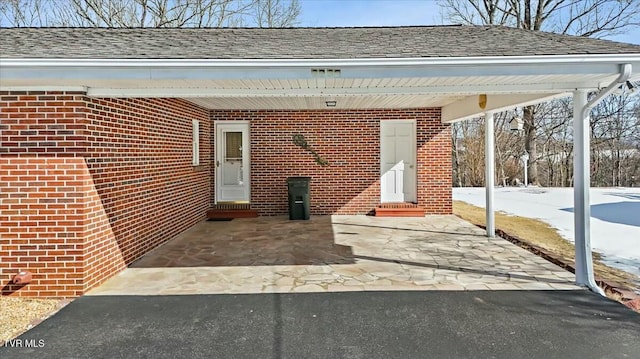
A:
[84,98,211,268]
[1,158,92,297]
[1,92,211,297]
[417,109,453,214]
[211,109,451,215]
[0,91,88,156]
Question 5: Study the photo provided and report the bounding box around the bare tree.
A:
[452,111,529,187]
[439,0,640,185]
[590,92,640,186]
[0,0,51,26]
[57,0,253,27]
[533,97,575,187]
[452,122,464,186]
[251,0,299,27]
[1,0,300,27]
[452,120,487,186]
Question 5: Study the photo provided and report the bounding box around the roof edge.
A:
[3,54,640,67]
[0,24,470,30]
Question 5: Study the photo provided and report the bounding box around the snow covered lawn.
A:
[453,187,640,277]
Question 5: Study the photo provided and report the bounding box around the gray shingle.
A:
[1,25,638,59]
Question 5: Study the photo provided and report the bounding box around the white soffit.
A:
[186,94,468,110]
[2,55,639,116]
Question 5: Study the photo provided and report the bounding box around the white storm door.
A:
[380,120,417,203]
[215,122,250,203]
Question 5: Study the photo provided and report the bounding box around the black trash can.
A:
[287,177,311,220]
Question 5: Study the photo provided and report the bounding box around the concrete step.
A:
[375,203,425,217]
[207,208,259,219]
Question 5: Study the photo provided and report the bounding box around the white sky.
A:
[298,0,640,45]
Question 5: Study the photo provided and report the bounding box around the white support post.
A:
[573,90,598,290]
[523,155,528,187]
[485,111,495,238]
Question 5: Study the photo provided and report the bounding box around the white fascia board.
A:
[3,54,640,67]
[2,54,640,82]
[442,93,569,123]
[0,62,628,81]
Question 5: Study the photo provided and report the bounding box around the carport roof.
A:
[1,25,639,59]
[2,25,640,120]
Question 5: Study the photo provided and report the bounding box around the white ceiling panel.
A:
[186,94,465,110]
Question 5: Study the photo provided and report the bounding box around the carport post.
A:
[572,65,632,295]
[573,89,598,290]
[573,90,604,295]
[485,111,495,238]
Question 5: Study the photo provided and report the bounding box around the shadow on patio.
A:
[89,215,578,296]
[132,216,355,267]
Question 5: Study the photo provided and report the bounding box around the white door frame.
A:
[215,120,251,203]
[380,119,417,203]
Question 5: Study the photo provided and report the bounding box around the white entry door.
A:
[380,120,417,203]
[215,122,250,203]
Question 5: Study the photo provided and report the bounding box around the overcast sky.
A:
[298,0,640,45]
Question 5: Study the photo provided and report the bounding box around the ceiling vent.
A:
[311,68,341,78]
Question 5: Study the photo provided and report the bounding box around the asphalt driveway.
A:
[2,290,638,359]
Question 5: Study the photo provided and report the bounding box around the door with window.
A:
[380,120,417,203]
[215,122,250,203]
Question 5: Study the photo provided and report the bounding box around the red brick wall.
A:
[84,98,211,268]
[417,110,453,214]
[1,92,211,297]
[0,91,88,156]
[1,158,90,297]
[211,109,451,215]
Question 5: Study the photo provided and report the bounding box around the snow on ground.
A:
[453,187,640,277]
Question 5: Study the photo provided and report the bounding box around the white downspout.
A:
[485,111,495,238]
[573,63,632,296]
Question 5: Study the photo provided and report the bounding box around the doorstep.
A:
[375,202,425,217]
[207,203,258,219]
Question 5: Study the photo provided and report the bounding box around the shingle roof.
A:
[1,25,639,59]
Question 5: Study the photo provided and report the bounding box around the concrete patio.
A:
[88,215,578,296]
